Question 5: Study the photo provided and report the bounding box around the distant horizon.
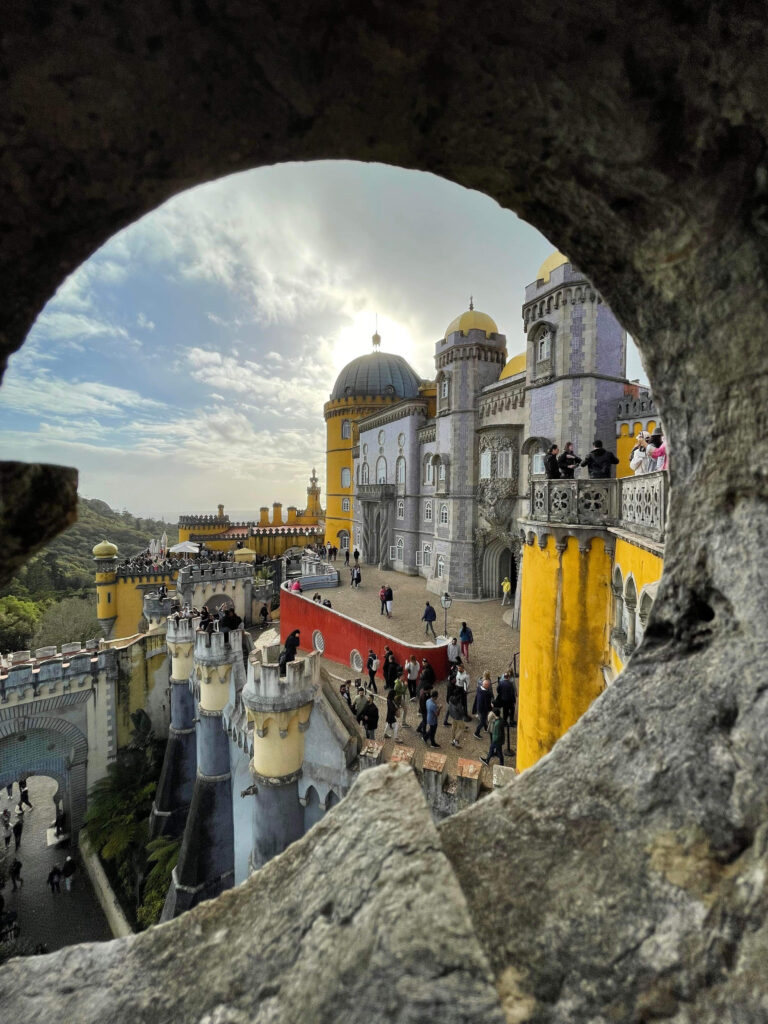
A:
[1,160,648,520]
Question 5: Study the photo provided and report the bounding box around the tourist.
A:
[344,549,350,566]
[382,652,398,690]
[353,565,362,588]
[383,689,400,742]
[394,672,409,728]
[339,682,352,708]
[3,818,11,849]
[581,439,619,478]
[12,816,23,850]
[353,683,369,721]
[446,637,460,666]
[282,629,301,673]
[47,865,62,894]
[353,548,360,564]
[290,579,302,593]
[496,673,517,727]
[425,691,441,747]
[544,444,561,479]
[18,779,32,810]
[558,441,580,478]
[481,710,505,766]
[500,577,512,606]
[384,584,393,617]
[454,662,471,719]
[416,685,430,738]
[474,675,494,738]
[360,694,379,740]
[9,858,23,891]
[366,650,379,693]
[422,601,438,639]
[5,782,12,801]
[448,688,466,747]
[322,598,332,608]
[259,603,270,627]
[379,584,387,615]
[644,431,669,472]
[312,592,322,603]
[62,855,76,892]
[630,431,653,475]
[406,655,420,699]
[459,622,474,662]
[419,658,436,697]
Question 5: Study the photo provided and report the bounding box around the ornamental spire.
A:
[469,295,474,311]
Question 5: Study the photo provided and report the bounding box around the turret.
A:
[92,540,118,639]
[241,648,317,870]
[305,467,322,519]
[163,624,242,919]
[150,616,198,839]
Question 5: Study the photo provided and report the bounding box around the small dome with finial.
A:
[444,296,499,339]
[92,539,118,558]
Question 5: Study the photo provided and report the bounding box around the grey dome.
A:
[330,351,422,401]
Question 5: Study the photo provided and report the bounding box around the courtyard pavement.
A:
[293,567,521,776]
[1,776,112,953]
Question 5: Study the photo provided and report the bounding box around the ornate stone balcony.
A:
[527,472,668,543]
[357,484,395,501]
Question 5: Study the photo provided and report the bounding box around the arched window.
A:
[480,450,491,479]
[424,500,433,523]
[423,543,432,568]
[537,326,551,361]
[396,456,406,484]
[341,419,351,439]
[361,462,369,484]
[396,536,404,561]
[342,497,350,512]
[338,530,350,549]
[440,379,449,399]
[341,467,351,488]
[611,567,624,643]
[623,576,638,651]
[440,503,449,524]
[436,554,445,579]
[438,461,446,483]
[376,457,387,484]
[396,499,405,520]
[496,449,512,478]
[423,455,434,484]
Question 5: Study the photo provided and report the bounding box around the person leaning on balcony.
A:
[630,431,654,475]
[581,440,620,478]
[544,444,561,478]
[558,441,580,478]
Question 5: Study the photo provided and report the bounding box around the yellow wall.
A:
[616,419,658,478]
[111,572,176,642]
[610,536,664,674]
[249,703,312,778]
[517,534,613,771]
[325,394,399,545]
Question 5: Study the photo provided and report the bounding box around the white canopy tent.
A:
[169,541,200,554]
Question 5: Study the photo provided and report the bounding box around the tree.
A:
[32,596,100,649]
[137,835,180,929]
[0,596,43,654]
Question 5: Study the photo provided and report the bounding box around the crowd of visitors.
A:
[543,431,669,481]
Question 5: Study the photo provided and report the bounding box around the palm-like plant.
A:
[137,835,180,929]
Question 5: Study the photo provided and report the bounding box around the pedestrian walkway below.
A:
[2,776,112,953]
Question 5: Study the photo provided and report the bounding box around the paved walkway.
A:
[280,568,521,776]
[1,777,112,953]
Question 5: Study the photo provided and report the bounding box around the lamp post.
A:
[440,592,452,637]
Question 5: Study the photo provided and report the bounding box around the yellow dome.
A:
[444,308,498,339]
[499,352,526,380]
[92,539,118,558]
[537,251,568,284]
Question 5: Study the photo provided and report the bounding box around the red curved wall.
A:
[279,586,449,680]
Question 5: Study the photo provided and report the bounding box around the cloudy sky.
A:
[0,161,646,520]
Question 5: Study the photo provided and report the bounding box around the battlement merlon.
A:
[242,652,319,714]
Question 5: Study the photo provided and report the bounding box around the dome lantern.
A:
[92,539,118,558]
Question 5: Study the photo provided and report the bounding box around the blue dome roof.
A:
[330,351,422,401]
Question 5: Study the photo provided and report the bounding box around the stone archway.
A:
[480,539,516,602]
[0,715,89,842]
[3,6,768,1023]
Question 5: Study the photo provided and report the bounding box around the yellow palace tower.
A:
[324,331,422,550]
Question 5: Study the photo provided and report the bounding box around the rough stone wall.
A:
[3,2,768,1021]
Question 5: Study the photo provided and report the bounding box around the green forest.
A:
[0,497,178,655]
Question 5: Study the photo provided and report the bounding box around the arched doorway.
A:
[0,716,89,843]
[481,540,516,601]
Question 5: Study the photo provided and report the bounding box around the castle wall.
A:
[517,533,613,771]
[610,537,664,676]
[229,737,254,886]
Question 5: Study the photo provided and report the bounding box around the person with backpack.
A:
[366,650,379,693]
[459,622,474,662]
[359,694,379,740]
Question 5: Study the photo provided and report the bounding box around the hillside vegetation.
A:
[0,497,178,654]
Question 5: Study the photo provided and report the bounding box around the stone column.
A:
[242,654,315,871]
[149,617,198,839]
[162,627,240,920]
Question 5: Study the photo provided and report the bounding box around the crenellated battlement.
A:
[178,562,253,584]
[0,644,117,702]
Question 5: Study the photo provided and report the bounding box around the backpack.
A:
[371,658,380,672]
